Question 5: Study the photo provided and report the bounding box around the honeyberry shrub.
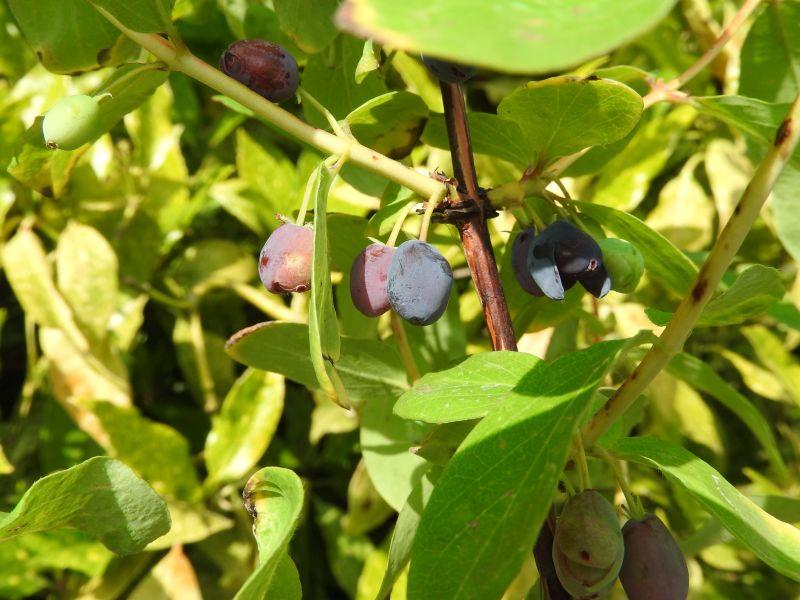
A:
[0,0,800,597]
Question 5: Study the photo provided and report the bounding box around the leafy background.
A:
[0,0,799,598]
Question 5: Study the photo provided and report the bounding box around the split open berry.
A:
[350,243,395,317]
[258,223,313,293]
[42,94,101,150]
[387,240,453,326]
[526,220,611,300]
[599,238,644,294]
[553,490,624,599]
[620,514,689,600]
[220,40,299,103]
[421,55,476,84]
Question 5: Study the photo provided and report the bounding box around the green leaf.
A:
[273,0,339,53]
[645,156,714,251]
[408,341,624,599]
[165,239,255,297]
[56,222,119,341]
[235,129,300,218]
[666,353,789,481]
[308,162,345,404]
[225,322,408,402]
[89,0,174,34]
[694,96,797,166]
[205,369,285,488]
[591,105,696,209]
[740,0,800,103]
[93,62,170,132]
[607,436,800,582]
[497,76,642,167]
[773,165,800,261]
[647,265,785,327]
[355,39,380,84]
[3,228,89,352]
[8,0,132,73]
[395,351,540,423]
[336,0,677,74]
[376,469,437,599]
[424,76,642,168]
[235,467,304,600]
[83,400,203,503]
[422,112,527,166]
[146,502,233,550]
[742,325,800,407]
[0,457,170,555]
[361,386,431,511]
[301,35,388,129]
[574,200,698,296]
[345,91,428,159]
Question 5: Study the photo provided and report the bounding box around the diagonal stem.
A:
[92,4,443,201]
[582,92,800,448]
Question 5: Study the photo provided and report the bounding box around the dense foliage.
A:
[1,0,800,598]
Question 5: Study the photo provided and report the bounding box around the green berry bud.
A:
[42,95,101,151]
[599,238,644,293]
[552,490,625,599]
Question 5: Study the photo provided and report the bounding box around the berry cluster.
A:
[512,220,643,300]
[553,490,688,600]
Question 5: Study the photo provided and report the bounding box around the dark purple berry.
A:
[421,55,476,84]
[525,220,609,301]
[220,40,299,103]
[350,243,395,317]
[547,220,603,276]
[258,223,312,293]
[387,240,453,326]
[511,229,544,297]
[620,514,689,600]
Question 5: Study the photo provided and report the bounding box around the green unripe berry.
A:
[42,95,101,151]
[599,238,644,293]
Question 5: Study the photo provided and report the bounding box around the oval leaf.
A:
[336,0,677,74]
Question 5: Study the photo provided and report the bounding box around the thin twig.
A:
[643,0,762,108]
[583,92,800,447]
[387,201,416,247]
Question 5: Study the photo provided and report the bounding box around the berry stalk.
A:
[582,91,800,447]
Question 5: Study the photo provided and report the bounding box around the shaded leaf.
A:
[273,0,339,53]
[0,457,170,555]
[395,351,540,423]
[346,91,428,159]
[408,341,624,599]
[740,1,800,103]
